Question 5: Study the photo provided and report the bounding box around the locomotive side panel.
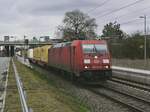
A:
[48,45,72,72]
[71,41,83,76]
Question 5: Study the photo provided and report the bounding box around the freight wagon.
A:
[27,48,33,61]
[32,45,52,66]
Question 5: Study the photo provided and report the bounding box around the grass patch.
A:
[14,60,89,112]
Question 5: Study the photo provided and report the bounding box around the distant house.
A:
[4,36,9,42]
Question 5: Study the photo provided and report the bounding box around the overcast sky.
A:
[0,0,150,40]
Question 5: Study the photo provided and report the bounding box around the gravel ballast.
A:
[27,61,133,112]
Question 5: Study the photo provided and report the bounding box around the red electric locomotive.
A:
[48,40,112,80]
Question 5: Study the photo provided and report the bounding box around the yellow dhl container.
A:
[40,45,52,63]
[33,47,41,61]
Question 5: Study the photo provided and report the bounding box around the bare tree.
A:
[59,10,97,41]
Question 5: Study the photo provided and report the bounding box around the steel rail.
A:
[88,87,146,112]
[12,59,29,112]
[110,77,150,92]
[77,81,148,112]
[101,82,150,104]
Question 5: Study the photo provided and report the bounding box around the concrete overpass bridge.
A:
[0,41,52,57]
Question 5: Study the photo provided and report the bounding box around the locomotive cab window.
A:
[82,44,108,54]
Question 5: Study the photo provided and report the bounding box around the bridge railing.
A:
[0,41,52,45]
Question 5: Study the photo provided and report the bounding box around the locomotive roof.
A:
[72,40,106,45]
[52,40,106,48]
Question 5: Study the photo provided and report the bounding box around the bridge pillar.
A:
[5,46,9,57]
[10,46,14,56]
[4,45,15,57]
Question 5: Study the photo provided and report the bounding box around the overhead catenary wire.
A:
[117,6,150,20]
[99,5,150,24]
[57,0,149,36]
[87,0,111,14]
[120,18,141,25]
[98,16,150,28]
[71,0,148,29]
[120,15,150,25]
[97,18,139,29]
[83,0,146,34]
[93,0,145,19]
[94,0,150,34]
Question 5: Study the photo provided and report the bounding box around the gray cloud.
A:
[16,0,97,16]
[0,0,150,40]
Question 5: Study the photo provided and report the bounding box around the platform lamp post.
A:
[139,15,147,65]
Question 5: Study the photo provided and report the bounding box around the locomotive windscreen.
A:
[82,44,108,54]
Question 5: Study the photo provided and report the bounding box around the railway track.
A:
[88,87,150,112]
[83,82,150,112]
[81,68,150,112]
[12,59,30,112]
[78,81,150,112]
[110,77,150,92]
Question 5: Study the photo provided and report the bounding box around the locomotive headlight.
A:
[105,66,109,68]
[103,59,109,64]
[94,56,98,59]
[84,59,90,64]
[85,66,88,68]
